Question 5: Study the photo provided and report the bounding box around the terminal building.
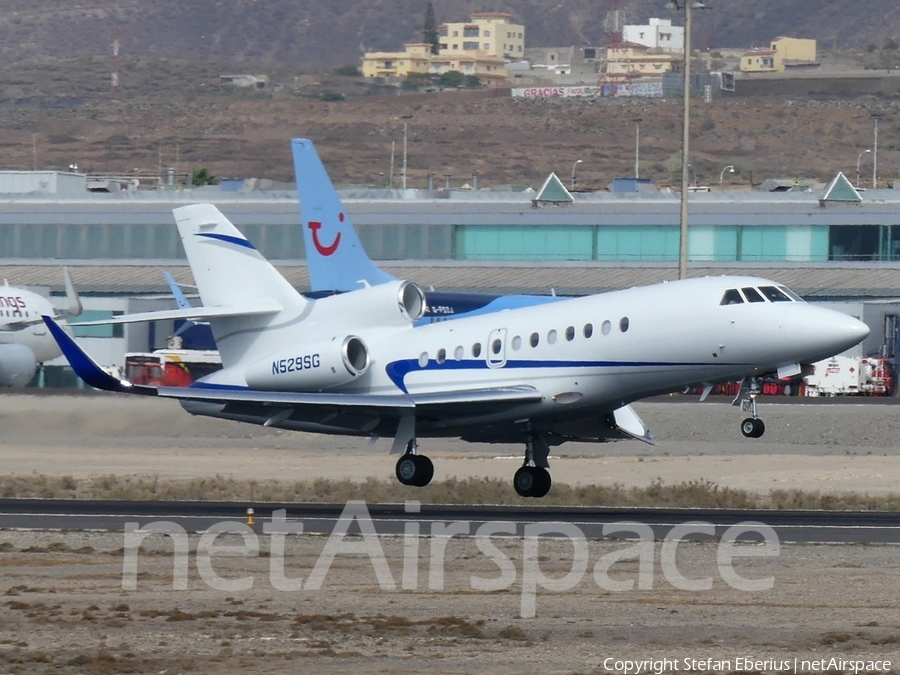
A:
[4,172,900,382]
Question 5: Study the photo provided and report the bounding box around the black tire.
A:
[513,466,537,498]
[530,467,552,498]
[751,418,766,438]
[395,455,419,486]
[413,455,434,487]
[740,418,756,438]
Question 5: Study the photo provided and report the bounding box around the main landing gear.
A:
[513,431,552,498]
[395,441,434,487]
[392,433,554,499]
[735,377,766,439]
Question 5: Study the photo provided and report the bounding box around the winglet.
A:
[41,315,138,393]
[291,138,395,292]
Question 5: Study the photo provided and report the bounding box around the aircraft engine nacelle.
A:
[245,335,370,392]
[320,280,426,329]
[0,343,37,387]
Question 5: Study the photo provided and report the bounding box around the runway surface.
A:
[2,499,899,544]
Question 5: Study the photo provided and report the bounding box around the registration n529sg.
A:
[272,354,321,375]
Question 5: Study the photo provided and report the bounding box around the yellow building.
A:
[771,36,817,63]
[430,52,507,84]
[438,12,524,59]
[740,48,784,73]
[361,43,432,79]
[606,43,677,77]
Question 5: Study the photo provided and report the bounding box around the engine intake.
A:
[0,343,37,387]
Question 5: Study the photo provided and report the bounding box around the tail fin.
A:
[291,138,395,292]
[173,204,305,312]
[163,270,192,310]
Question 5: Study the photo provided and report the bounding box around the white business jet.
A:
[44,205,868,497]
[0,268,82,386]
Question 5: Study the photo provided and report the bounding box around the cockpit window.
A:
[720,289,743,305]
[741,287,766,303]
[779,286,804,302]
[759,286,791,302]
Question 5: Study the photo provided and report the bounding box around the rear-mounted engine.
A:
[245,335,369,391]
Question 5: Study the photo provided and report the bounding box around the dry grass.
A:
[2,473,900,510]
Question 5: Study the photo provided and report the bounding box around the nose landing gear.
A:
[735,377,766,438]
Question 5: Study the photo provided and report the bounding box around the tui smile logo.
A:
[308,216,342,256]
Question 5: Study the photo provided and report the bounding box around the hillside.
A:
[1,66,898,191]
[1,1,899,67]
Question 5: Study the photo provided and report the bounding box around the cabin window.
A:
[720,289,744,305]
[565,326,575,341]
[760,286,791,302]
[472,342,482,358]
[620,317,630,333]
[436,348,446,364]
[492,339,502,355]
[418,352,429,367]
[454,346,464,361]
[742,287,765,303]
[530,332,539,347]
[511,335,522,350]
[547,329,557,345]
[601,320,611,335]
[584,323,593,338]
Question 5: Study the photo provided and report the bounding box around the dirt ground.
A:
[2,393,900,672]
[1,527,899,674]
[2,393,900,496]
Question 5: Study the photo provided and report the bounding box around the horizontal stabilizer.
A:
[72,302,282,326]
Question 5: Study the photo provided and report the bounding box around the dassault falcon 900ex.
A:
[44,204,868,498]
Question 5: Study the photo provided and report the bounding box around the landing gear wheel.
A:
[740,417,765,439]
[513,466,552,498]
[412,455,434,486]
[395,454,434,487]
[751,418,765,438]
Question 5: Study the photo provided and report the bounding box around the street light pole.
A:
[671,2,702,280]
[872,113,882,189]
[719,164,734,185]
[571,159,582,190]
[634,118,642,179]
[856,149,871,188]
[402,122,408,189]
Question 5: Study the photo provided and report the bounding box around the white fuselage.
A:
[199,275,868,435]
[0,287,65,364]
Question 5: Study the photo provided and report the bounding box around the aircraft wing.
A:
[71,301,282,326]
[42,316,542,419]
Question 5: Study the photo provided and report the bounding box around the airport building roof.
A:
[9,260,900,300]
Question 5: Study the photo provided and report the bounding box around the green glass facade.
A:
[453,224,832,262]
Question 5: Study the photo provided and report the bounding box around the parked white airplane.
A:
[0,268,82,386]
[46,205,869,497]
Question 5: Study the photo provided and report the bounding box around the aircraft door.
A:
[486,328,507,368]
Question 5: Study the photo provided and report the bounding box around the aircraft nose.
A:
[785,306,869,360]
